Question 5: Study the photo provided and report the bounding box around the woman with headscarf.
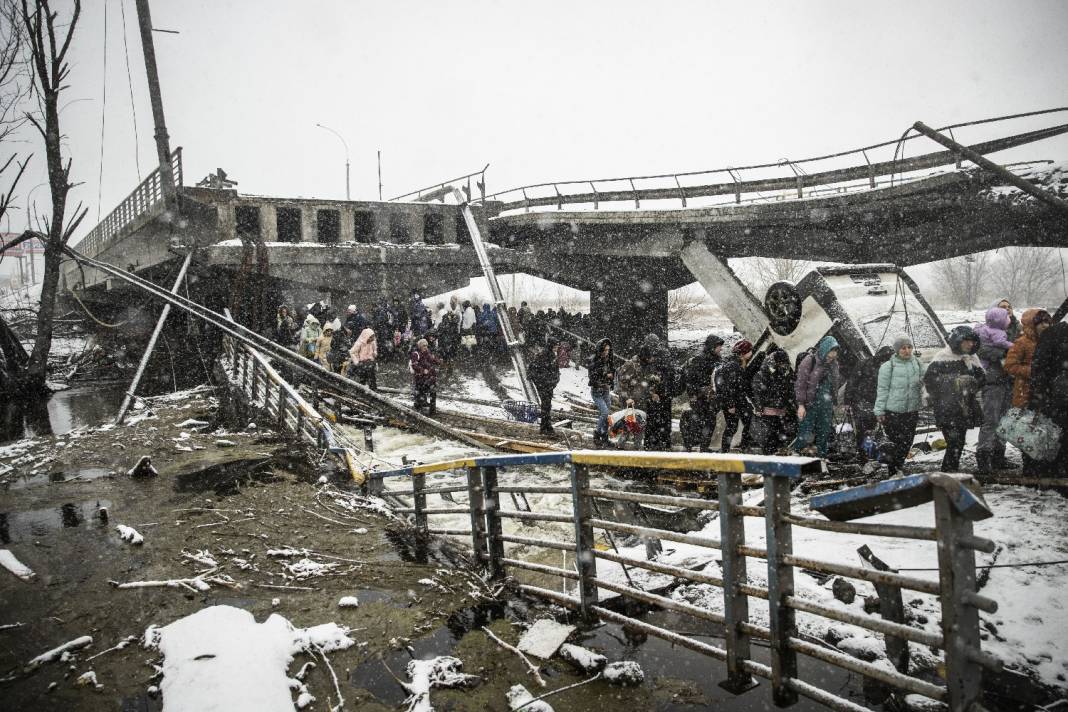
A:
[793,335,842,456]
[752,348,796,455]
[349,327,379,391]
[874,336,925,476]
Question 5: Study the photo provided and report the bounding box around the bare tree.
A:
[0,0,30,232]
[14,0,87,395]
[667,288,703,328]
[990,247,1062,307]
[933,252,993,310]
[738,257,811,296]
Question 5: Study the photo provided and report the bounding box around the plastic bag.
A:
[996,408,1063,461]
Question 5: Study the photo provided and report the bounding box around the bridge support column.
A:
[300,206,316,243]
[590,272,668,357]
[339,209,355,243]
[262,204,278,242]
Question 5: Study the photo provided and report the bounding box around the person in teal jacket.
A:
[793,335,842,456]
[874,335,926,476]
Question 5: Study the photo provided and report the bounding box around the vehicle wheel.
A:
[765,281,802,336]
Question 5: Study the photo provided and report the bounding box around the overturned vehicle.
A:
[751,264,949,377]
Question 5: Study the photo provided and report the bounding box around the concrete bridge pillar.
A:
[300,206,316,243]
[262,204,278,242]
[339,209,355,243]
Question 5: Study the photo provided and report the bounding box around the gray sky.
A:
[4,0,1068,271]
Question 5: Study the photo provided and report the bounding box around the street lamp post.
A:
[315,123,350,201]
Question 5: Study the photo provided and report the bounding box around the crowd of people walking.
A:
[272,292,1067,478]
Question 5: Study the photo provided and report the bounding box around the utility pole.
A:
[378,150,383,200]
[134,0,177,210]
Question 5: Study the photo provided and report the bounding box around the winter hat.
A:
[892,336,913,352]
[771,349,790,365]
[731,339,753,356]
[643,333,661,346]
[346,305,357,314]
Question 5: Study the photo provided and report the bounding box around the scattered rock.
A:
[831,577,856,604]
[863,595,881,614]
[74,671,103,690]
[507,684,553,712]
[604,660,644,686]
[338,596,359,608]
[824,626,848,645]
[517,619,576,660]
[837,636,883,662]
[127,456,158,478]
[116,525,144,545]
[214,439,237,448]
[558,643,606,672]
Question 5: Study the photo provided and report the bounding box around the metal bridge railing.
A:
[77,148,184,259]
[220,330,366,484]
[368,451,1001,712]
[481,108,1068,214]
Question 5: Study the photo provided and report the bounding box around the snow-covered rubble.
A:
[145,605,354,712]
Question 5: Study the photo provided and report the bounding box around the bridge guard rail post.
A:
[933,487,984,712]
[482,466,506,579]
[571,462,598,619]
[764,474,799,707]
[412,472,428,533]
[466,466,490,568]
[719,472,758,694]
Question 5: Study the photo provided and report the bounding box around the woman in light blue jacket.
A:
[873,336,925,476]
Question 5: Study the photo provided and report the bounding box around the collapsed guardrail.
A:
[369,451,1000,712]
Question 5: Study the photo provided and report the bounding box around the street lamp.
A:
[315,123,350,201]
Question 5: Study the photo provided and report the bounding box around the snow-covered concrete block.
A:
[507,684,553,712]
[517,619,575,660]
[604,660,644,686]
[558,643,606,672]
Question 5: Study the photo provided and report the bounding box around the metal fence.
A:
[78,148,184,259]
[369,451,1001,712]
[220,332,366,483]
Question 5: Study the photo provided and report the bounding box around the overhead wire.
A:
[95,0,110,223]
[118,0,142,181]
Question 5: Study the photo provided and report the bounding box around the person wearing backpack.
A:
[528,340,562,435]
[923,326,985,472]
[752,348,796,454]
[717,339,757,452]
[793,335,842,456]
[873,336,925,476]
[683,334,724,451]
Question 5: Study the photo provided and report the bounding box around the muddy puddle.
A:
[0,383,128,445]
[0,498,112,544]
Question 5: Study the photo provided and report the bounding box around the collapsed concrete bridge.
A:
[63,112,1068,351]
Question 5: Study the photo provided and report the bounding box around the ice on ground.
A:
[517,619,575,659]
[507,684,554,712]
[0,549,35,581]
[116,525,144,545]
[402,656,479,712]
[558,643,606,672]
[146,605,354,712]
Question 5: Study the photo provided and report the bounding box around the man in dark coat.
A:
[923,326,985,472]
[717,339,757,452]
[684,334,724,451]
[845,346,894,460]
[528,340,561,435]
[638,334,676,451]
[752,348,797,454]
[1028,320,1068,477]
